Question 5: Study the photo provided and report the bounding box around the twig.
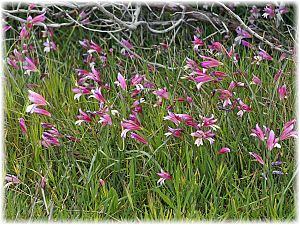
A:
[218,2,293,55]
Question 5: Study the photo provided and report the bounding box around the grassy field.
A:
[3,8,297,221]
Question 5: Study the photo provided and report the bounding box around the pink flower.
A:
[3,25,12,32]
[27,13,46,27]
[278,84,287,100]
[23,57,38,74]
[262,4,275,18]
[163,111,181,126]
[273,69,282,82]
[99,113,112,126]
[193,73,214,89]
[90,87,106,103]
[249,152,265,165]
[192,35,204,51]
[258,50,273,61]
[7,57,19,69]
[121,119,141,138]
[41,176,47,189]
[236,26,252,38]
[5,174,21,184]
[267,130,281,151]
[241,40,253,48]
[280,119,298,141]
[28,90,48,105]
[251,75,262,85]
[116,73,127,90]
[75,109,92,125]
[153,87,169,100]
[19,118,27,134]
[165,127,183,138]
[42,131,60,147]
[89,40,102,53]
[200,56,222,68]
[277,4,289,15]
[157,169,172,185]
[250,124,265,141]
[121,39,133,49]
[218,147,230,154]
[236,98,251,117]
[130,132,148,144]
[26,105,51,117]
[199,114,220,130]
[191,129,215,146]
[99,179,105,187]
[20,26,29,39]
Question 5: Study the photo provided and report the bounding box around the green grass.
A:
[3,22,296,221]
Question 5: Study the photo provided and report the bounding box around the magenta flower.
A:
[99,179,105,187]
[236,26,252,38]
[153,87,169,100]
[277,4,289,15]
[273,69,282,82]
[262,4,275,18]
[200,56,222,68]
[218,147,231,154]
[7,58,19,70]
[99,113,112,126]
[90,87,106,103]
[3,25,12,32]
[278,84,287,100]
[130,132,148,144]
[41,131,60,147]
[250,124,265,141]
[23,57,38,74]
[157,169,172,185]
[121,39,133,49]
[5,174,21,184]
[251,75,262,85]
[27,13,46,28]
[165,127,183,138]
[89,40,102,53]
[192,35,204,51]
[191,129,215,146]
[116,73,127,90]
[193,73,214,89]
[75,109,92,125]
[249,152,265,165]
[250,5,261,19]
[258,50,273,61]
[241,40,252,48]
[280,119,298,141]
[28,90,48,105]
[267,130,281,150]
[199,114,220,130]
[19,118,27,134]
[26,105,51,117]
[163,111,182,126]
[121,119,141,138]
[131,74,145,85]
[20,26,29,39]
[72,85,91,100]
[217,89,232,107]
[236,98,251,117]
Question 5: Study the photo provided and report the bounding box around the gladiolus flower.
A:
[121,119,142,138]
[19,118,27,134]
[3,25,12,32]
[26,105,51,117]
[130,132,148,144]
[200,56,223,68]
[258,50,273,61]
[27,13,46,28]
[263,4,275,18]
[75,109,92,125]
[250,124,265,141]
[90,87,106,103]
[218,147,230,154]
[249,152,265,165]
[280,119,298,141]
[191,129,215,146]
[23,57,38,74]
[274,69,282,82]
[114,72,127,90]
[20,26,29,39]
[5,174,20,184]
[165,127,183,138]
[99,179,105,187]
[153,87,169,100]
[157,169,172,185]
[251,75,262,85]
[28,90,48,105]
[278,84,287,100]
[199,114,220,130]
[267,130,281,150]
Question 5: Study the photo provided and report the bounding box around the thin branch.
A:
[218,2,293,55]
